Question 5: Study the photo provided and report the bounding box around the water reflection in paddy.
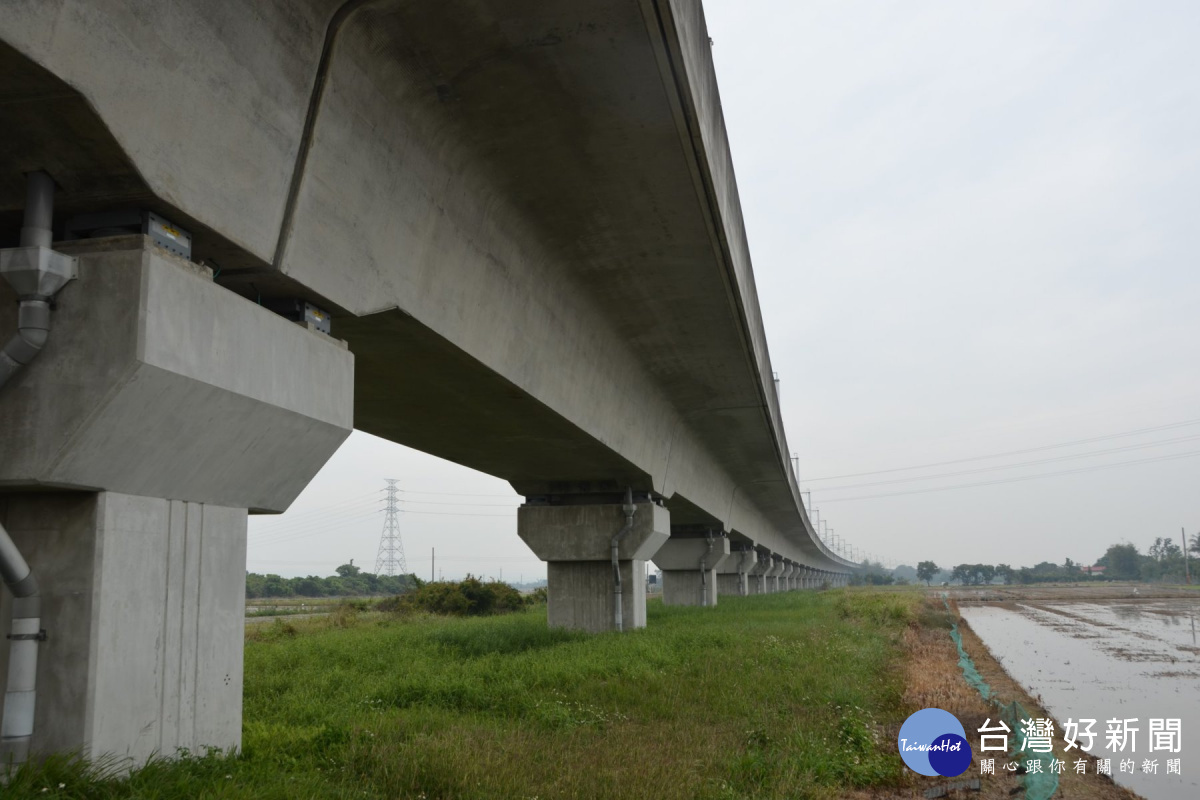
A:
[960,599,1200,800]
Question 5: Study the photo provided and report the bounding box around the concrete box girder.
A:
[0,1,862,574]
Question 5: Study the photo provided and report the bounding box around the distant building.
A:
[1078,564,1106,576]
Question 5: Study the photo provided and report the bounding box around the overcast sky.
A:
[248,0,1200,579]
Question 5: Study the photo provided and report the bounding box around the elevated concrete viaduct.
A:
[0,0,857,768]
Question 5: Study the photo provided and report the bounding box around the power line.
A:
[400,489,518,498]
[248,509,384,545]
[819,448,1200,503]
[250,492,383,530]
[399,499,520,507]
[249,504,382,537]
[805,416,1200,482]
[401,510,515,518]
[817,433,1200,491]
[249,506,514,549]
[249,522,383,550]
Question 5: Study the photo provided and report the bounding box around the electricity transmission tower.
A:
[374,479,407,576]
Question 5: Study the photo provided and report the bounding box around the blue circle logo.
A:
[897,708,972,777]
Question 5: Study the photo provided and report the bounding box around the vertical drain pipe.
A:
[611,488,636,632]
[698,530,714,607]
[0,522,41,768]
[0,171,74,770]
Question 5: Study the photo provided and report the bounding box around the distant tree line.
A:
[906,532,1200,587]
[1097,537,1194,583]
[850,560,908,586]
[246,561,420,598]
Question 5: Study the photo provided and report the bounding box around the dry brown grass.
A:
[836,597,1147,800]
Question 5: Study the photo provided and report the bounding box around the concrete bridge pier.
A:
[781,562,796,591]
[766,555,785,593]
[0,238,354,767]
[716,544,755,596]
[517,496,669,632]
[652,529,730,607]
[747,551,771,595]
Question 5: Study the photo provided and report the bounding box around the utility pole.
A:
[431,547,435,582]
[374,479,408,576]
[1185,527,1191,585]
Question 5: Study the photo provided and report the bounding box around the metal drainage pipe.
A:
[0,521,41,769]
[698,531,715,607]
[0,171,74,770]
[611,488,636,632]
[0,173,61,391]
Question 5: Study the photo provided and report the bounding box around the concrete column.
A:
[747,551,770,594]
[0,238,353,767]
[766,555,784,593]
[780,562,796,591]
[716,546,755,596]
[652,533,730,607]
[518,499,669,632]
[0,493,246,764]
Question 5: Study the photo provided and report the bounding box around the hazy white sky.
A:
[249,0,1200,579]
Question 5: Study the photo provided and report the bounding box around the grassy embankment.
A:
[9,590,924,799]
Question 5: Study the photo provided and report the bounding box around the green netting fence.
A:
[943,596,1059,800]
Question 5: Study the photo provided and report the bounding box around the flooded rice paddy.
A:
[958,588,1200,800]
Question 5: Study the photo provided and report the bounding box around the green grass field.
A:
[7,590,922,799]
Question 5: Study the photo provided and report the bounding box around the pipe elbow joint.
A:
[19,327,49,351]
[2,330,46,367]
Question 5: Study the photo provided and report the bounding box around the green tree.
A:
[916,561,939,585]
[995,564,1015,585]
[261,574,294,597]
[335,560,361,577]
[1103,543,1141,580]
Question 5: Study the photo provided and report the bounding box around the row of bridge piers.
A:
[517,495,853,634]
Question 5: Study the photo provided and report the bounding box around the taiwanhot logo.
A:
[897,708,973,777]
